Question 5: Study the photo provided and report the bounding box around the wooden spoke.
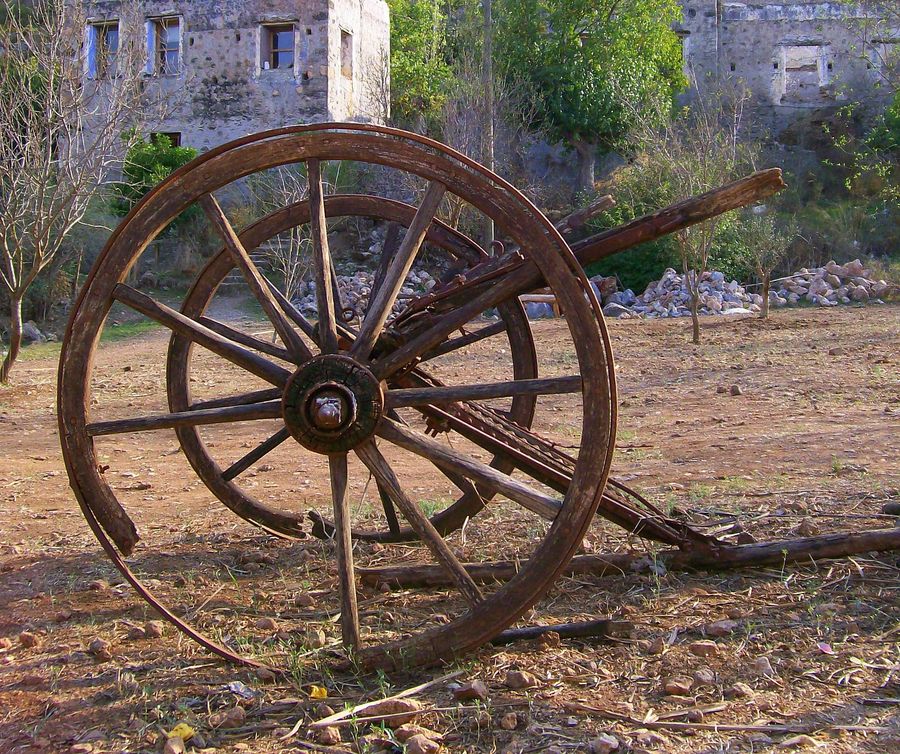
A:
[377,419,561,520]
[222,427,291,482]
[422,320,508,361]
[264,278,318,341]
[307,160,339,353]
[351,181,446,361]
[355,441,483,606]
[87,400,282,437]
[114,284,291,387]
[376,481,402,536]
[199,194,312,362]
[366,223,401,317]
[190,387,283,411]
[329,452,361,648]
[386,376,582,409]
[197,316,292,361]
[372,262,537,380]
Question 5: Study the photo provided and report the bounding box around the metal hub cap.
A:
[282,354,384,453]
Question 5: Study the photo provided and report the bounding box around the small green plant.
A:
[113,133,198,223]
[688,482,715,503]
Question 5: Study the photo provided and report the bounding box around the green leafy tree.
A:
[114,134,198,224]
[737,210,796,319]
[495,0,685,191]
[385,0,455,129]
[868,91,900,153]
[608,84,758,343]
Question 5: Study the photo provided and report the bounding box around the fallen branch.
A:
[358,528,900,589]
[304,668,464,730]
[490,618,633,645]
[564,701,888,735]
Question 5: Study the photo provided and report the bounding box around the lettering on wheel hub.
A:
[282,354,384,453]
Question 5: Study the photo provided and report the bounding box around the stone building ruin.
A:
[78,1,390,150]
[679,1,898,134]
[71,2,897,160]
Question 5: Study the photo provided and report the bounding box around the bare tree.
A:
[0,0,156,382]
[739,208,797,319]
[615,79,757,343]
[243,165,313,304]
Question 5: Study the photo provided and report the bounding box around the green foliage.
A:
[114,134,198,219]
[386,0,455,128]
[584,198,677,291]
[867,90,900,154]
[585,210,758,291]
[0,1,33,27]
[494,0,685,149]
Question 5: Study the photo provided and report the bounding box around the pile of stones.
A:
[583,259,893,320]
[769,259,893,308]
[591,269,763,320]
[284,257,892,323]
[290,269,438,320]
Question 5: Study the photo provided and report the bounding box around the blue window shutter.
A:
[86,25,98,78]
[145,21,156,74]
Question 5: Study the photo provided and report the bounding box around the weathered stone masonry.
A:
[79,1,389,150]
[679,1,897,134]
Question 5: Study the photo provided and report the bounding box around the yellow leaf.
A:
[308,684,328,699]
[166,723,195,741]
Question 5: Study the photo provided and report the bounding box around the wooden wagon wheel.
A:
[167,195,541,542]
[58,124,617,670]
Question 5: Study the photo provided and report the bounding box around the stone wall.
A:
[79,0,389,150]
[679,1,897,136]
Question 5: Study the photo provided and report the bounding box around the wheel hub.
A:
[282,354,384,453]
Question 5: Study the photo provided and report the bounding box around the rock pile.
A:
[593,269,763,320]
[290,269,438,320]
[283,257,892,323]
[584,259,893,320]
[769,259,893,308]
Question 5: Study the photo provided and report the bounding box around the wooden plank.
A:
[222,427,291,481]
[190,387,283,411]
[385,375,582,408]
[199,194,311,362]
[359,528,900,588]
[329,452,360,649]
[377,419,561,519]
[356,441,483,606]
[422,320,507,361]
[113,284,291,387]
[307,160,339,354]
[197,316,292,361]
[87,400,282,436]
[352,181,446,360]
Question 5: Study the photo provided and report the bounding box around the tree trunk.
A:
[690,287,701,345]
[0,294,23,384]
[572,140,596,194]
[760,273,771,319]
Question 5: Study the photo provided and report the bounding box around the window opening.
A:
[150,132,182,147]
[88,21,119,78]
[263,24,295,70]
[153,17,180,74]
[340,30,353,78]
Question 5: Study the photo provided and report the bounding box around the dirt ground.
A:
[1,304,898,754]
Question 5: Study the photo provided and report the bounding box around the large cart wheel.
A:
[58,124,616,670]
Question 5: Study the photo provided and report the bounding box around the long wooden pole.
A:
[482,0,494,249]
[358,528,900,588]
